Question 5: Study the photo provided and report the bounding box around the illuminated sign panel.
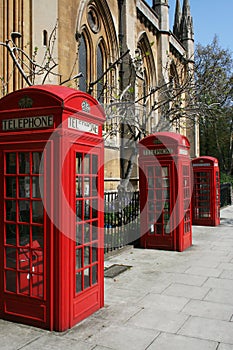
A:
[2,115,54,131]
[68,116,98,134]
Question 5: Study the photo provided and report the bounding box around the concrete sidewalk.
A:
[1,206,233,350]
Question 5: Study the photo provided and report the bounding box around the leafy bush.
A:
[220,172,233,185]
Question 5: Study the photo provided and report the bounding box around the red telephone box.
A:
[192,156,220,226]
[0,85,105,331]
[139,132,192,252]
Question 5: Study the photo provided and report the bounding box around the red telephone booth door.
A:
[67,144,104,329]
[141,160,174,250]
[0,147,51,329]
[192,162,220,226]
[193,169,212,221]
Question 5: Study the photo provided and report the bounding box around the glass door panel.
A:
[75,152,99,295]
[183,165,191,234]
[216,171,220,219]
[146,164,171,236]
[193,171,211,219]
[3,151,45,299]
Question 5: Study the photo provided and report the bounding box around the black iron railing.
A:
[104,191,140,253]
[104,184,232,253]
[220,183,232,207]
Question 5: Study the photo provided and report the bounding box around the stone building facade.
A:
[0,0,199,190]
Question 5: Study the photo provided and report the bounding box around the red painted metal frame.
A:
[0,144,53,329]
[0,85,105,331]
[139,132,192,252]
[192,156,220,226]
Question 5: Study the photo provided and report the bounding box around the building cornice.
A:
[137,0,159,34]
[169,32,186,57]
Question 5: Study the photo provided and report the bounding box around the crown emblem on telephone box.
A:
[18,96,33,109]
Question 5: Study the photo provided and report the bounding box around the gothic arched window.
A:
[79,34,87,92]
[97,43,104,102]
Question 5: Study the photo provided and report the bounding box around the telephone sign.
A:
[2,115,54,130]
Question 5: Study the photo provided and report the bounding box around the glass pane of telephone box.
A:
[92,244,98,262]
[32,177,41,198]
[84,178,90,196]
[92,199,98,218]
[19,153,30,174]
[147,167,153,178]
[84,268,90,289]
[6,153,16,174]
[32,226,44,247]
[6,200,16,221]
[84,223,90,243]
[76,177,82,197]
[84,200,90,220]
[84,155,90,174]
[92,265,97,285]
[92,155,98,174]
[32,274,44,298]
[148,177,154,188]
[6,270,16,292]
[76,272,82,293]
[19,177,30,198]
[92,224,98,241]
[148,189,154,200]
[32,152,43,174]
[19,225,30,246]
[18,273,30,295]
[6,247,16,268]
[76,153,82,174]
[32,201,44,223]
[76,224,83,245]
[84,246,90,266]
[76,248,82,269]
[76,200,83,221]
[6,223,16,245]
[92,177,98,196]
[6,177,16,198]
[18,201,30,222]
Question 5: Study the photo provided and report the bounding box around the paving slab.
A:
[181,299,233,321]
[91,303,143,325]
[204,287,233,305]
[220,269,233,279]
[0,320,43,350]
[105,284,147,304]
[160,271,208,286]
[178,316,233,344]
[184,265,222,277]
[218,344,233,350]
[218,262,233,271]
[147,332,218,350]
[203,277,233,290]
[62,314,110,342]
[126,307,189,333]
[83,325,159,350]
[138,292,189,312]
[21,334,93,350]
[93,346,114,350]
[162,282,210,300]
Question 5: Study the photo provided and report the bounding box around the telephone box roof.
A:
[0,85,105,121]
[192,156,218,165]
[139,132,190,148]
